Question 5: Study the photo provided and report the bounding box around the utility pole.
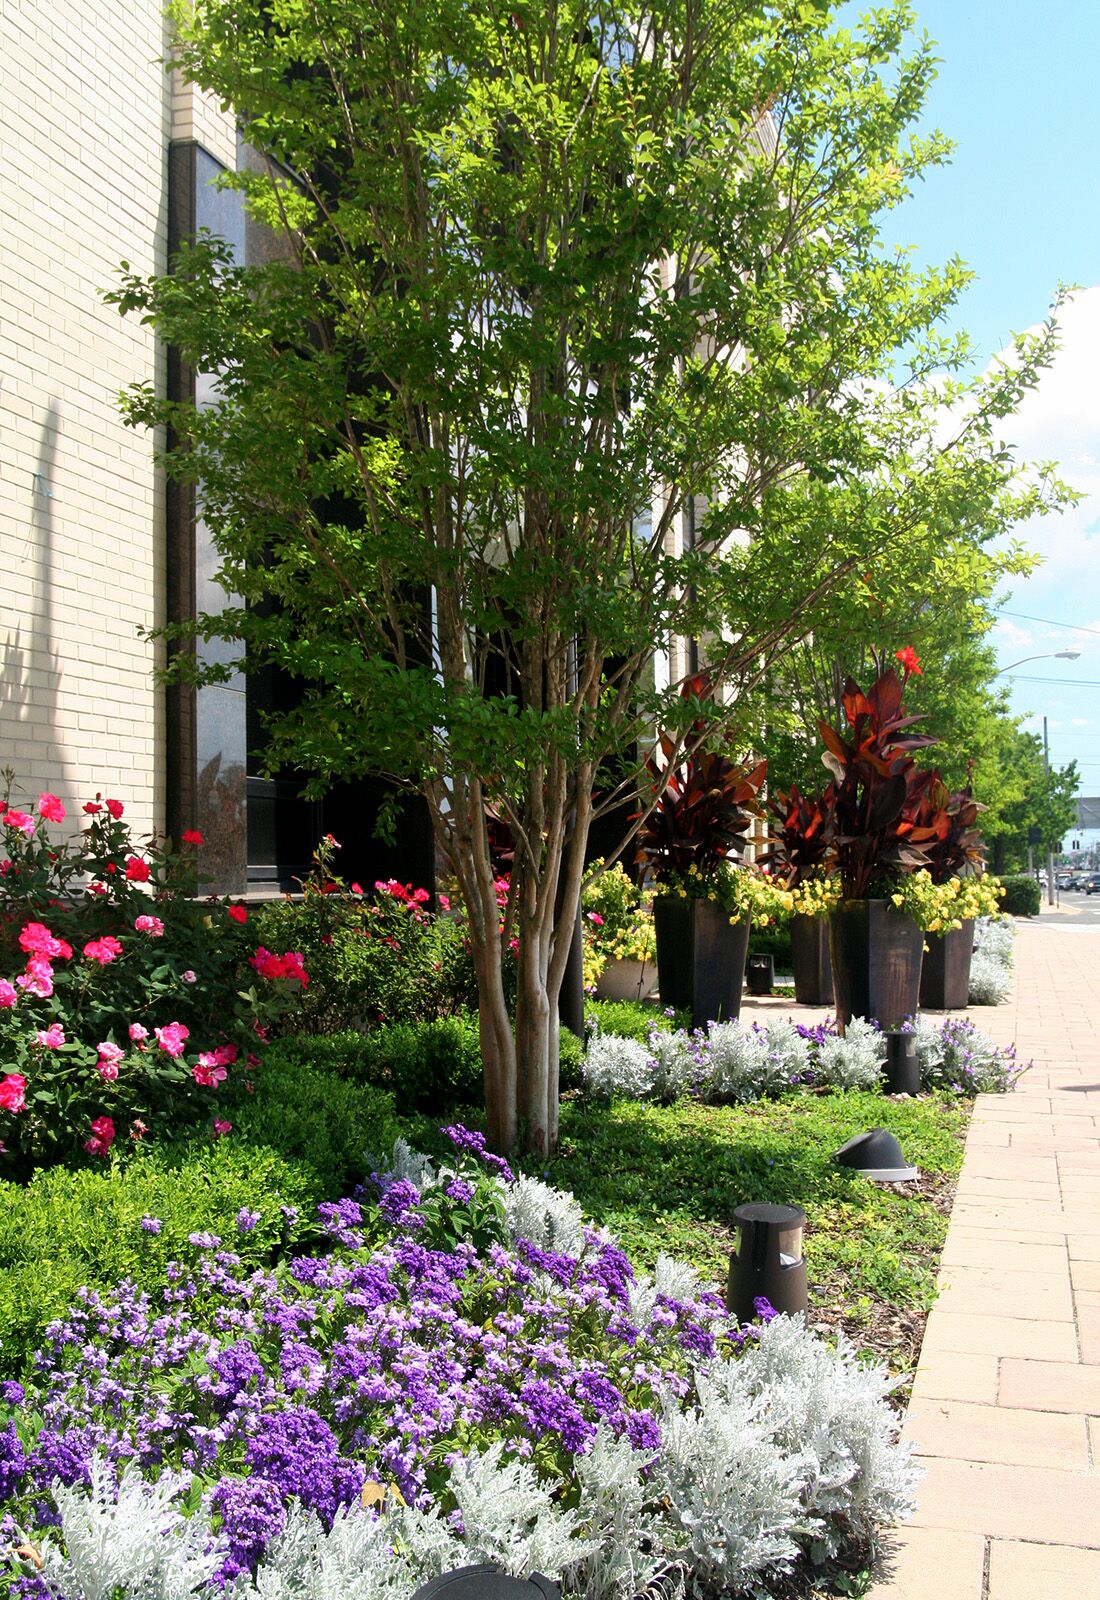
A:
[1043,716,1056,907]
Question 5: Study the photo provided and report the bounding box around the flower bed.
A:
[0,792,308,1172]
[1,1130,918,1599]
[581,1013,1024,1105]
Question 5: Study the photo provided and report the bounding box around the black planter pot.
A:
[653,894,750,1028]
[919,919,976,1010]
[789,914,833,1007]
[827,899,924,1032]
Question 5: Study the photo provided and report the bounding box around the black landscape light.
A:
[727,1202,807,1321]
[412,1569,559,1600]
[882,1030,921,1095]
[834,1127,918,1183]
[745,952,775,995]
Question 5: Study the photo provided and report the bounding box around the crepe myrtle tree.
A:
[111,0,1064,1153]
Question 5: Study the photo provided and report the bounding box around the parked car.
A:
[1085,873,1100,895]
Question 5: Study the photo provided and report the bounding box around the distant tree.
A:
[114,0,1065,1151]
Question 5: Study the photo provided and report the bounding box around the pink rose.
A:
[19,922,70,959]
[128,1022,149,1043]
[182,969,196,984]
[83,935,123,965]
[84,1115,116,1157]
[124,856,150,883]
[193,1053,227,1088]
[4,811,36,837]
[17,957,54,998]
[213,1120,232,1138]
[0,1074,27,1113]
[155,1021,190,1058]
[134,914,165,937]
[0,980,16,1008]
[34,1022,65,1049]
[96,1041,125,1081]
[105,799,124,819]
[37,793,66,823]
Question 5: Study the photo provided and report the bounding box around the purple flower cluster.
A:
[0,1197,741,1577]
[442,1124,515,1183]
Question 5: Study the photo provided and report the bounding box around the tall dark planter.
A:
[919,919,975,1010]
[653,895,750,1028]
[789,914,833,1007]
[828,899,924,1032]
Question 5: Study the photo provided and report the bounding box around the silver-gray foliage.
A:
[503,1173,588,1255]
[734,1316,919,1561]
[704,1021,788,1103]
[582,1033,655,1100]
[812,1018,885,1090]
[37,1458,227,1600]
[968,947,1012,1005]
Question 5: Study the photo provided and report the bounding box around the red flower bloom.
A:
[226,904,248,924]
[0,1074,27,1113]
[124,856,151,883]
[105,799,124,819]
[84,1115,116,1157]
[894,646,923,677]
[37,793,66,823]
[181,829,204,845]
[83,801,102,815]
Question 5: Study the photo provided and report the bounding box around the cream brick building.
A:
[0,1,238,856]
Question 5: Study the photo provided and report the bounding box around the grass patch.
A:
[538,1092,968,1359]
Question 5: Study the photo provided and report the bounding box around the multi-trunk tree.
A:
[114,0,1065,1151]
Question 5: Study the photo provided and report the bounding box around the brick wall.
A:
[0,0,234,843]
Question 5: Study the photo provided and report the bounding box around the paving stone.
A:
[920,1311,1076,1360]
[1071,1260,1100,1292]
[998,1358,1100,1414]
[987,1538,1100,1597]
[908,1457,1100,1544]
[940,1234,1070,1271]
[909,1351,1000,1405]
[903,1397,1088,1469]
[933,1268,1073,1322]
[868,1526,985,1599]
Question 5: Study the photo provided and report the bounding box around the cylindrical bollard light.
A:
[745,953,775,995]
[727,1202,807,1322]
[882,1030,920,1094]
[412,1569,559,1600]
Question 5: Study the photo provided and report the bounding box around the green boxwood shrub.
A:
[748,923,793,968]
[0,1140,324,1373]
[229,1050,404,1193]
[261,1016,485,1114]
[586,999,685,1042]
[999,874,1042,917]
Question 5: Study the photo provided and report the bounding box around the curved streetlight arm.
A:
[995,651,1081,675]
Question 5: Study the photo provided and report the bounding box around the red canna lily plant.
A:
[763,782,832,886]
[634,674,767,883]
[912,771,988,883]
[815,664,952,900]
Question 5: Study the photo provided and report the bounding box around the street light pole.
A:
[1043,715,1056,907]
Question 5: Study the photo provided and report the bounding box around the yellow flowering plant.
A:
[890,871,1005,933]
[787,873,843,919]
[581,861,656,980]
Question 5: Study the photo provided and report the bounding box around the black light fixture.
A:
[882,1030,920,1095]
[834,1127,918,1183]
[745,952,775,995]
[412,1569,559,1600]
[727,1202,807,1321]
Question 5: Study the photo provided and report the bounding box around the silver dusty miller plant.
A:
[812,1018,884,1090]
[582,1033,656,1101]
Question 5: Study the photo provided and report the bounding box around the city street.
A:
[1030,894,1100,927]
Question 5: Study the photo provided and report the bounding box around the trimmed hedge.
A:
[999,874,1042,917]
[0,1141,324,1373]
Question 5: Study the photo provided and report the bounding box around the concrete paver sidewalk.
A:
[867,920,1100,1599]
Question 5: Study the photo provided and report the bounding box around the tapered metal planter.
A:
[789,914,833,1006]
[828,899,924,1033]
[653,894,750,1028]
[594,958,656,1003]
[918,919,975,1011]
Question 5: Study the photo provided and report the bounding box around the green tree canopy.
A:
[113,0,1067,1150]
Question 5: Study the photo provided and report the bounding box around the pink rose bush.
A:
[0,787,309,1173]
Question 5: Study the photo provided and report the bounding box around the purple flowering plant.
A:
[0,1147,747,1586]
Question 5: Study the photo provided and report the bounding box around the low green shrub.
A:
[999,874,1041,916]
[0,1140,326,1373]
[559,1026,585,1091]
[252,838,477,1033]
[586,999,685,1042]
[260,1017,484,1113]
[229,1048,404,1192]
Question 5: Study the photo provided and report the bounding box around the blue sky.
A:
[850,0,1100,791]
